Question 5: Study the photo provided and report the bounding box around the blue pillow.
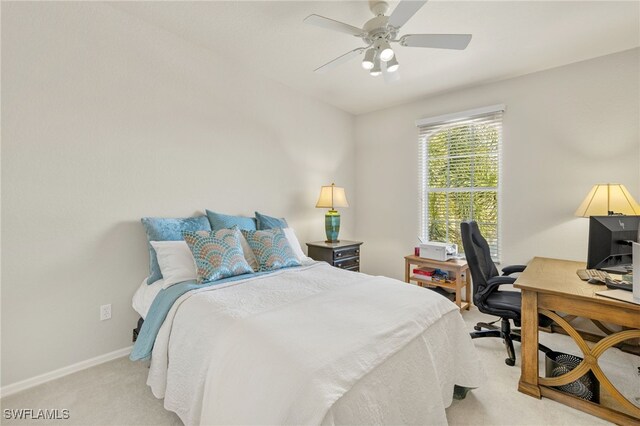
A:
[206,210,257,231]
[141,216,211,284]
[255,211,288,230]
[241,228,300,272]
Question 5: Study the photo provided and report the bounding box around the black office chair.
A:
[460,221,551,366]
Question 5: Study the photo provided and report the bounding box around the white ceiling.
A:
[113,1,640,115]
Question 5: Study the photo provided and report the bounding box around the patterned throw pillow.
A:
[241,228,301,272]
[182,227,254,283]
[239,233,259,271]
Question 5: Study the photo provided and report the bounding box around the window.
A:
[417,106,503,260]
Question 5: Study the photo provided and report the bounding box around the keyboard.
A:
[605,278,633,292]
[576,269,611,281]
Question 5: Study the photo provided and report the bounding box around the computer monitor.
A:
[587,215,640,272]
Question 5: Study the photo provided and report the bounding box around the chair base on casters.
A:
[470,318,551,366]
[474,321,499,332]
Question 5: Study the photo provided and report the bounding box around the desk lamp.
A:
[316,183,349,243]
[574,184,640,217]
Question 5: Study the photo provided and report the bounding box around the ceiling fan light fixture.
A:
[362,48,376,70]
[370,57,382,76]
[376,39,394,62]
[380,47,394,62]
[386,56,399,73]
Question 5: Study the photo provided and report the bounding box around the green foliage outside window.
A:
[422,122,500,259]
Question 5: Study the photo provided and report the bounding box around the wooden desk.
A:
[404,255,471,311]
[515,257,640,425]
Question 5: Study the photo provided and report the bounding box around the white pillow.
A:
[150,241,198,289]
[283,227,312,263]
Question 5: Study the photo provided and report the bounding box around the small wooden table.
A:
[404,255,471,311]
[515,257,640,425]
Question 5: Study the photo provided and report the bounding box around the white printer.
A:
[419,241,458,262]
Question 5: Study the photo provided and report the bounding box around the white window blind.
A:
[417,107,503,260]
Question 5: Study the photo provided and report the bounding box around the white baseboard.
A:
[0,346,132,399]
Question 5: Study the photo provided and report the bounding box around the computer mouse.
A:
[587,278,605,285]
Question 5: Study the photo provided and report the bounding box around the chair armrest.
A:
[487,275,517,287]
[501,264,526,276]
[474,276,516,305]
[476,275,516,302]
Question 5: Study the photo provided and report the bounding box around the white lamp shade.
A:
[370,56,382,76]
[362,48,376,70]
[386,55,399,73]
[574,183,640,217]
[316,184,349,209]
[376,39,394,62]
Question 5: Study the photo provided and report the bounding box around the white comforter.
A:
[148,263,483,425]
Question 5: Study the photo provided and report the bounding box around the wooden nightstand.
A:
[306,240,363,272]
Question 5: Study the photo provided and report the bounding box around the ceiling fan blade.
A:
[382,61,401,84]
[303,14,363,36]
[387,0,428,29]
[400,34,472,50]
[314,48,365,74]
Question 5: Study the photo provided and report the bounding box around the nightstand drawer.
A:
[334,257,360,270]
[334,246,360,260]
[306,240,363,271]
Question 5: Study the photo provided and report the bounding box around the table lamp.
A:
[316,183,349,243]
[574,183,640,217]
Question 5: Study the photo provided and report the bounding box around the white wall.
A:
[1,2,356,387]
[3,2,639,391]
[355,48,640,279]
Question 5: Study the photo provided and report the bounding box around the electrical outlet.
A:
[100,304,111,321]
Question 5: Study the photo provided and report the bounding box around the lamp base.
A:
[325,210,341,243]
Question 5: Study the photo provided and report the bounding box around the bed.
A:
[131,260,484,425]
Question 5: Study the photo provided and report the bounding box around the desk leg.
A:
[518,289,541,398]
[455,271,462,309]
[465,270,472,308]
[404,260,410,283]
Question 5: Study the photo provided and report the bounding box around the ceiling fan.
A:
[304,0,472,79]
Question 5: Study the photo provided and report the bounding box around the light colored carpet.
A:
[2,307,637,425]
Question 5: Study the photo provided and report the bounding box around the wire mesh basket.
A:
[545,351,599,403]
